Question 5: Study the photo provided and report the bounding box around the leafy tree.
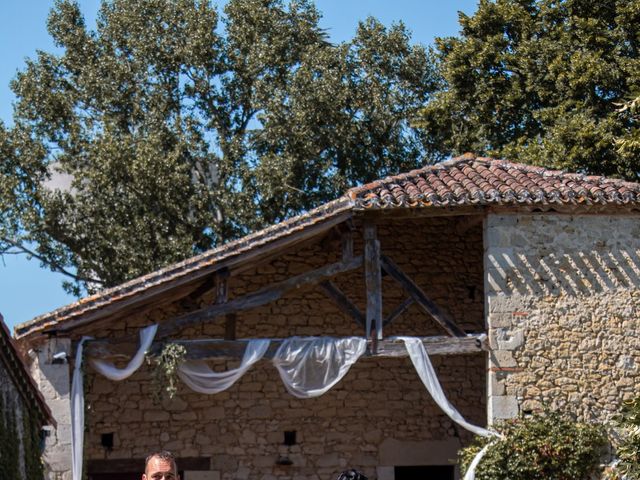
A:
[0,0,437,294]
[418,0,640,179]
[616,93,640,157]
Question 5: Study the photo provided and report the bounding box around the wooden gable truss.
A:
[84,215,487,362]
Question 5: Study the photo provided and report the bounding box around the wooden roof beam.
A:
[85,334,488,360]
[319,280,365,328]
[380,254,466,337]
[384,297,414,327]
[156,255,364,339]
[364,223,383,341]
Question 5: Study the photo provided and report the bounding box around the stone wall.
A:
[30,210,640,478]
[485,213,640,423]
[29,338,73,480]
[0,350,28,479]
[85,353,485,480]
[72,215,487,480]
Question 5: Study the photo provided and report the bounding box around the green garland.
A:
[22,405,44,480]
[151,343,186,401]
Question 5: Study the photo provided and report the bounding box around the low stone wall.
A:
[485,213,640,423]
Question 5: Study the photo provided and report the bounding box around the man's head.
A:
[142,451,179,480]
[337,470,368,480]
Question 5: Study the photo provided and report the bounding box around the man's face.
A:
[142,456,179,480]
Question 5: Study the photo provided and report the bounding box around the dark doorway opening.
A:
[89,474,143,480]
[87,457,209,480]
[394,465,455,480]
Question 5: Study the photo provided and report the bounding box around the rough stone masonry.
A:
[485,213,640,423]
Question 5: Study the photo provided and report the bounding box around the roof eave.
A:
[15,197,355,340]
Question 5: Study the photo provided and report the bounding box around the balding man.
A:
[142,451,180,480]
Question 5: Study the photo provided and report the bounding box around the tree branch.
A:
[0,237,105,286]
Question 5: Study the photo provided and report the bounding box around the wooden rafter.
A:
[319,280,365,327]
[215,269,230,303]
[380,254,466,337]
[155,255,364,339]
[384,297,415,327]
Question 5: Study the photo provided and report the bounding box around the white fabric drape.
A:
[273,337,367,398]
[401,337,493,437]
[398,337,500,480]
[463,442,498,480]
[72,324,157,480]
[178,339,270,394]
[89,324,158,380]
[71,337,91,480]
[71,331,496,480]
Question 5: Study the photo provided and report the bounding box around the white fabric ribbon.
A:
[89,324,158,380]
[72,331,497,480]
[463,441,497,480]
[273,337,367,398]
[178,339,270,394]
[398,337,500,480]
[71,336,91,480]
[72,324,157,480]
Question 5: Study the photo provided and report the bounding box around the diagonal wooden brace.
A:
[380,254,466,337]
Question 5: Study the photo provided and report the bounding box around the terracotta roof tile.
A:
[349,156,640,209]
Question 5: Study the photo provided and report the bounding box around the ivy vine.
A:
[0,391,20,479]
[0,388,43,480]
[22,407,44,480]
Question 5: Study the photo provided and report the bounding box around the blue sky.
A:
[0,0,478,333]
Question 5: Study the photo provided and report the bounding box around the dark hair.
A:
[337,470,368,480]
[145,451,177,471]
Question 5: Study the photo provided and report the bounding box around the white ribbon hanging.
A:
[398,337,500,480]
[71,324,158,480]
[178,339,270,394]
[273,337,367,398]
[462,442,496,480]
[71,331,497,480]
[89,324,158,380]
[71,336,91,480]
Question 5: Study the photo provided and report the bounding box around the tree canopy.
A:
[0,0,437,293]
[419,0,640,179]
[4,0,640,296]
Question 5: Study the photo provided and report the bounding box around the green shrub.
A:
[610,397,640,480]
[459,411,607,480]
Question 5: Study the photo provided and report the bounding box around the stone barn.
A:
[15,155,640,480]
[0,314,54,479]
